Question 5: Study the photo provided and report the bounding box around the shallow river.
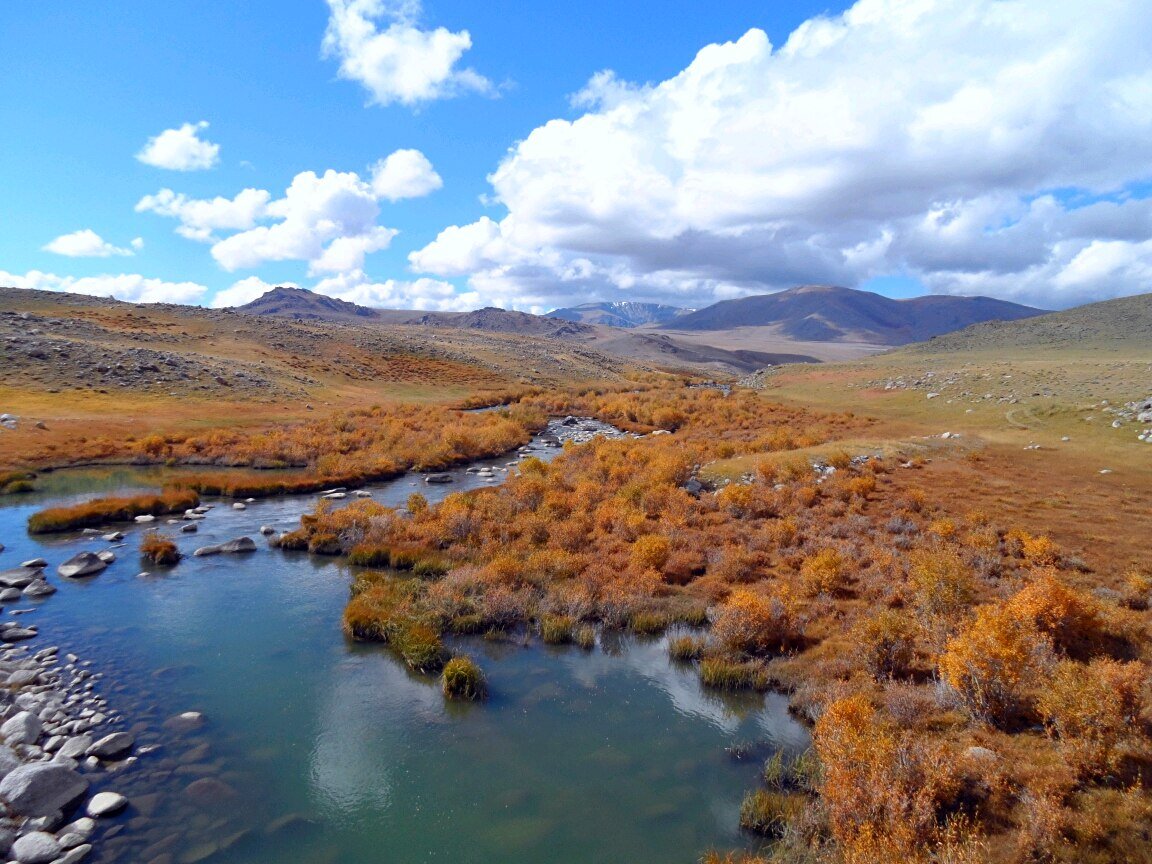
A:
[0,426,808,863]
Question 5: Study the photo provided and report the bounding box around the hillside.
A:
[901,290,1152,354]
[407,307,596,338]
[548,301,690,328]
[237,285,382,321]
[661,284,1044,344]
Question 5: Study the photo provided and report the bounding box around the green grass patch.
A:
[668,635,705,661]
[738,789,805,837]
[699,657,772,691]
[441,655,488,700]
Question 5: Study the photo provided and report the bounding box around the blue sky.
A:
[2,0,1150,312]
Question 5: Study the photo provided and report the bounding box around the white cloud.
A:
[141,150,436,275]
[370,149,443,200]
[209,276,299,309]
[1,270,207,304]
[135,188,272,242]
[136,121,220,171]
[322,0,492,107]
[43,229,136,258]
[410,0,1152,310]
[210,169,384,271]
[313,269,477,311]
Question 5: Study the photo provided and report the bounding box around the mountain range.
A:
[548,301,691,328]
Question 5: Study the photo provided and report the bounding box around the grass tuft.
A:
[28,488,199,533]
[441,655,488,700]
[140,532,181,566]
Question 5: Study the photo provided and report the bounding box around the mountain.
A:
[901,290,1152,354]
[659,285,1046,345]
[407,307,597,338]
[548,301,691,328]
[236,286,386,321]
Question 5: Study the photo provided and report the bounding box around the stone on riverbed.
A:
[134,514,155,523]
[57,735,92,760]
[20,558,47,569]
[86,790,128,817]
[101,532,123,542]
[56,553,107,579]
[184,777,238,810]
[232,502,247,510]
[86,731,134,760]
[0,587,21,601]
[181,523,198,533]
[259,525,275,535]
[219,537,256,553]
[23,579,57,598]
[424,473,453,484]
[0,763,88,817]
[0,744,22,780]
[163,711,206,733]
[1,626,37,642]
[0,566,42,588]
[10,830,62,864]
[2,711,42,745]
[95,550,115,564]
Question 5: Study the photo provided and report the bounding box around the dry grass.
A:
[28,488,199,533]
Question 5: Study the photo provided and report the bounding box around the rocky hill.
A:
[549,301,690,328]
[407,307,597,339]
[660,285,1045,345]
[237,286,383,321]
[900,290,1152,354]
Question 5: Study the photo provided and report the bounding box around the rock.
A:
[95,550,115,564]
[56,553,107,579]
[1,711,42,745]
[0,587,22,601]
[218,537,256,554]
[56,843,93,863]
[232,502,247,510]
[22,580,57,598]
[192,546,221,557]
[86,790,128,817]
[101,532,124,542]
[424,473,454,484]
[184,777,237,810]
[0,744,21,780]
[20,559,47,569]
[259,525,275,536]
[134,514,156,523]
[10,830,61,864]
[87,731,134,760]
[7,668,39,687]
[180,523,198,533]
[163,711,206,733]
[0,567,42,588]
[264,812,316,835]
[57,735,92,760]
[0,763,88,816]
[58,817,96,840]
[1,627,38,642]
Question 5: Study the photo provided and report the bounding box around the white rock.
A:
[133,514,155,523]
[85,790,128,817]
[10,830,61,864]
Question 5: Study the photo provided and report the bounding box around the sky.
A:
[2,0,1150,313]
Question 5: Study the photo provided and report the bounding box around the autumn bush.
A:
[1036,658,1146,776]
[853,609,918,680]
[140,532,181,566]
[800,548,849,597]
[441,655,487,700]
[711,587,803,656]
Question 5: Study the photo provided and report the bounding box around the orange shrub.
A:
[853,609,918,680]
[800,548,848,597]
[711,586,802,655]
[630,534,671,573]
[938,604,1050,725]
[1036,658,1146,775]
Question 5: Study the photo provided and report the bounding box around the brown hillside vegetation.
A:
[274,379,1152,864]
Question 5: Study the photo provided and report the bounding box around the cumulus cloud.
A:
[322,0,492,107]
[140,150,438,276]
[135,188,272,242]
[410,0,1152,309]
[313,269,478,310]
[136,122,220,171]
[370,149,443,200]
[43,229,138,258]
[1,270,207,304]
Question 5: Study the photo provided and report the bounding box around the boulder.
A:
[134,514,156,523]
[86,731,134,760]
[20,558,47,569]
[0,763,88,816]
[1,627,37,642]
[0,744,21,781]
[85,791,128,817]
[181,523,198,533]
[218,537,256,554]
[56,843,93,864]
[10,831,62,864]
[22,580,56,598]
[163,711,206,733]
[259,525,275,536]
[232,502,247,510]
[95,550,115,564]
[0,587,22,601]
[424,473,454,484]
[193,545,221,557]
[56,553,107,579]
[101,532,123,542]
[2,710,42,745]
[0,567,41,588]
[56,736,92,760]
